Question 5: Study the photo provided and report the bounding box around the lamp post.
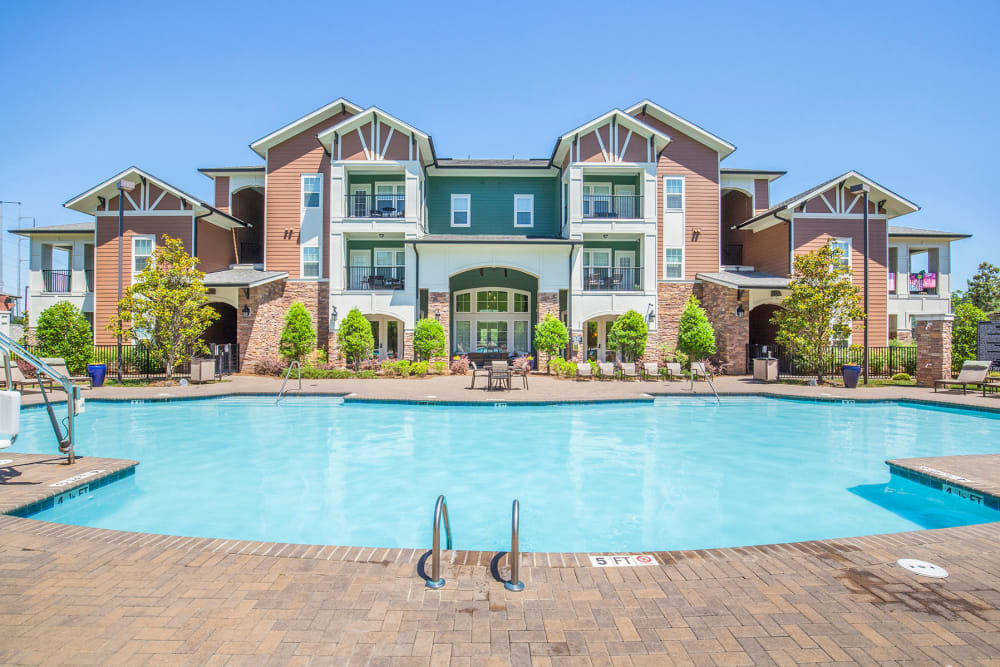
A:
[116,179,136,383]
[849,182,871,385]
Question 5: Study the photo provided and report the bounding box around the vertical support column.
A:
[537,292,560,370]
[914,314,953,387]
[429,291,449,357]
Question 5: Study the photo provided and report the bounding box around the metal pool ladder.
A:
[275,361,302,404]
[505,499,524,592]
[426,494,452,589]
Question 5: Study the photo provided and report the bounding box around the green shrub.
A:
[356,370,377,379]
[677,295,716,364]
[431,361,448,374]
[891,372,912,382]
[381,359,412,377]
[534,314,569,373]
[411,361,429,376]
[279,302,316,363]
[35,301,93,375]
[608,310,648,362]
[548,357,577,378]
[413,318,446,360]
[953,302,987,373]
[337,307,374,369]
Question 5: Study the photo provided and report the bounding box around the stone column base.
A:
[914,314,953,387]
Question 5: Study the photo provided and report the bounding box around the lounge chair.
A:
[576,362,592,380]
[642,362,659,381]
[691,362,711,380]
[598,362,616,380]
[469,362,490,389]
[935,360,991,394]
[621,363,639,381]
[40,358,91,388]
[5,366,55,393]
[664,362,682,380]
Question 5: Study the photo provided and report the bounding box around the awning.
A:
[203,268,288,288]
[697,270,790,290]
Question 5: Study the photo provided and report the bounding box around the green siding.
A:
[448,267,538,357]
[346,174,404,191]
[426,176,560,236]
[345,239,405,264]
[583,174,640,190]
[583,240,641,264]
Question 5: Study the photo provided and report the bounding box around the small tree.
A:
[676,295,716,366]
[413,317,446,360]
[279,302,316,363]
[772,241,865,382]
[952,302,987,373]
[965,262,1000,313]
[608,309,648,362]
[534,313,569,374]
[337,307,374,370]
[109,235,218,379]
[36,301,93,375]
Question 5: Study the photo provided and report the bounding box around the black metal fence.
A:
[582,194,642,219]
[15,343,240,381]
[346,193,405,218]
[43,270,72,292]
[583,266,642,291]
[745,343,917,379]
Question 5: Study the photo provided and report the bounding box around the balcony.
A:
[582,195,642,219]
[583,266,642,291]
[346,193,405,219]
[43,270,71,293]
[347,266,406,290]
[722,244,743,266]
[85,269,94,292]
[891,271,938,296]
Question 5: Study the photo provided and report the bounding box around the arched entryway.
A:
[448,267,538,362]
[365,314,404,360]
[203,302,237,345]
[583,315,621,362]
[749,304,782,347]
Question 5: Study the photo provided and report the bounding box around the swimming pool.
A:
[11,396,1000,552]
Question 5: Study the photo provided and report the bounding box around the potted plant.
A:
[841,363,861,388]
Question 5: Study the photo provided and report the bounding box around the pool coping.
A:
[888,458,1000,512]
[0,454,139,516]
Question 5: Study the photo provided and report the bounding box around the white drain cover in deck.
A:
[897,559,948,578]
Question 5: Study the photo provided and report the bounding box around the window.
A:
[664,177,684,210]
[513,293,529,313]
[514,194,533,227]
[302,246,320,278]
[513,321,530,355]
[664,247,683,278]
[451,194,471,227]
[375,182,404,216]
[455,321,471,354]
[302,175,321,208]
[132,236,154,280]
[476,290,508,312]
[583,249,611,267]
[831,238,851,269]
[477,321,507,351]
[583,183,611,217]
[455,293,471,313]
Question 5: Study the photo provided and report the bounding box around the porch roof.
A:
[203,267,288,288]
[11,222,95,236]
[410,235,578,245]
[696,270,790,290]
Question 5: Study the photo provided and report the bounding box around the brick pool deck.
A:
[2,375,1000,664]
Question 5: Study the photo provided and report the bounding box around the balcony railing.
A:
[85,269,94,292]
[722,244,743,266]
[582,195,642,219]
[347,266,406,290]
[43,270,71,293]
[583,266,642,291]
[346,193,405,218]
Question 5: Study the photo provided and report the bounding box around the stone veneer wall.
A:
[656,282,698,355]
[536,292,560,370]
[429,292,449,358]
[238,281,328,371]
[699,282,750,373]
[914,314,953,387]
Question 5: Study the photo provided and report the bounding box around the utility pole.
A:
[849,183,871,385]
[17,217,34,319]
[0,201,19,296]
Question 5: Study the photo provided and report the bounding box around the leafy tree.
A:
[279,302,316,363]
[607,309,649,362]
[534,313,569,374]
[772,241,865,382]
[951,289,969,307]
[109,235,218,379]
[36,301,93,374]
[413,317,446,360]
[965,262,1000,312]
[337,307,374,370]
[676,295,716,364]
[952,302,987,373]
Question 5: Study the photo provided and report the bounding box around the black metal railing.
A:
[745,343,917,379]
[346,193,405,218]
[12,343,240,381]
[347,266,406,290]
[85,270,94,292]
[240,242,263,264]
[43,270,71,292]
[582,266,642,291]
[582,195,642,219]
[722,244,743,266]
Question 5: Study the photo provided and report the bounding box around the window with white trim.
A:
[302,175,322,208]
[451,194,471,227]
[514,194,533,227]
[831,238,852,269]
[664,247,683,279]
[664,177,684,211]
[132,235,155,281]
[301,246,320,278]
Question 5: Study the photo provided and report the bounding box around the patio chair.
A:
[642,362,659,381]
[664,362,682,380]
[41,358,92,388]
[576,363,593,380]
[935,360,991,394]
[489,361,511,392]
[5,365,55,393]
[621,363,639,381]
[469,362,490,389]
[691,362,712,381]
[598,362,616,380]
[512,363,529,390]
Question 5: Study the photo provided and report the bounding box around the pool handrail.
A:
[426,494,451,589]
[505,499,524,592]
[275,361,302,404]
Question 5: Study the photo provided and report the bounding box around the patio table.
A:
[983,376,1000,397]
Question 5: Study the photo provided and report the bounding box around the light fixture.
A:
[504,269,508,278]
[736,304,745,318]
[645,303,655,325]
[378,233,384,238]
[434,310,441,321]
[602,234,608,239]
[241,305,251,318]
[479,268,484,277]
[331,305,338,320]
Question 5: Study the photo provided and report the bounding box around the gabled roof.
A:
[63,166,249,230]
[249,97,364,157]
[550,108,672,165]
[625,99,736,158]
[889,225,971,239]
[735,170,920,231]
[317,106,435,165]
[11,222,95,236]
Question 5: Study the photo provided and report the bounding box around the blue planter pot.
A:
[87,363,107,387]
[841,364,861,389]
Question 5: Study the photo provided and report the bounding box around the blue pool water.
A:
[10,396,1000,552]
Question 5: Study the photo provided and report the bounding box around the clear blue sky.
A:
[1,0,996,298]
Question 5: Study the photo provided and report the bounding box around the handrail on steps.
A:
[426,494,452,589]
[275,361,302,404]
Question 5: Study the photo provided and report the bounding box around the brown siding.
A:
[743,222,790,276]
[635,113,720,279]
[340,129,366,160]
[804,188,837,213]
[621,127,647,162]
[94,215,193,344]
[754,179,769,212]
[579,131,603,162]
[265,109,351,277]
[383,128,410,160]
[196,221,236,273]
[793,217,888,344]
[214,177,230,211]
